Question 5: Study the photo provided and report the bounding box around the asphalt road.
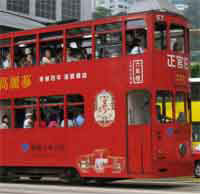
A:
[0,179,200,194]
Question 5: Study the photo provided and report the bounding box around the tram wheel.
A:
[194,161,200,178]
[62,168,81,184]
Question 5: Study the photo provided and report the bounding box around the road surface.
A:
[0,178,200,194]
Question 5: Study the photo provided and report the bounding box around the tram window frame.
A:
[0,99,12,129]
[40,31,64,65]
[175,92,187,124]
[66,27,92,62]
[170,24,185,53]
[40,96,64,128]
[14,34,36,68]
[66,94,85,128]
[0,38,11,70]
[154,22,167,50]
[126,19,147,55]
[14,97,37,129]
[127,90,150,125]
[156,91,173,124]
[95,22,122,59]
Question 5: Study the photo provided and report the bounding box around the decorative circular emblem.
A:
[179,144,187,157]
[94,90,115,127]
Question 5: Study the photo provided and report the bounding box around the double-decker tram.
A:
[0,4,193,182]
[190,78,200,178]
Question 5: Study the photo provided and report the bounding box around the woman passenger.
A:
[48,114,59,128]
[0,114,9,129]
[42,49,55,65]
[2,52,11,69]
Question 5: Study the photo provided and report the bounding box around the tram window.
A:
[170,24,185,53]
[192,123,200,142]
[14,35,36,68]
[0,38,11,69]
[40,31,63,65]
[175,92,186,123]
[40,96,64,128]
[67,27,92,62]
[126,19,147,55]
[154,22,167,50]
[66,94,85,128]
[14,97,36,128]
[0,99,11,129]
[191,83,200,101]
[127,90,150,125]
[156,91,173,124]
[96,23,122,59]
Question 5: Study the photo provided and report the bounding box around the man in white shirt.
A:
[130,38,144,55]
[23,113,33,128]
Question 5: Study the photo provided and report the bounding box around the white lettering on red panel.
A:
[129,60,144,85]
[39,72,87,83]
[167,55,189,70]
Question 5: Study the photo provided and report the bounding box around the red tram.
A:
[0,6,193,182]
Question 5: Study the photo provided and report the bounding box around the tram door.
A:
[127,90,150,175]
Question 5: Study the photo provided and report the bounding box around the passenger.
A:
[61,112,76,128]
[67,48,79,62]
[177,112,186,122]
[2,52,11,69]
[0,114,9,129]
[130,38,144,55]
[74,111,85,127]
[42,49,55,64]
[23,112,33,128]
[173,41,183,52]
[23,54,33,67]
[156,105,164,123]
[48,114,59,128]
[56,49,63,63]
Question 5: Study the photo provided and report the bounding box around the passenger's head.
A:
[2,114,8,123]
[49,113,57,122]
[45,49,52,58]
[5,52,10,60]
[25,112,32,119]
[133,38,141,47]
[26,54,32,62]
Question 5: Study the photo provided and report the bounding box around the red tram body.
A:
[0,9,193,181]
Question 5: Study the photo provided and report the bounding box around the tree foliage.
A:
[92,7,112,19]
[191,64,200,78]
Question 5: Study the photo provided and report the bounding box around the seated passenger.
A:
[23,54,33,67]
[23,112,33,128]
[177,112,186,122]
[42,49,55,64]
[156,105,164,123]
[130,38,144,55]
[67,48,79,62]
[173,41,183,52]
[0,114,9,129]
[56,49,63,63]
[48,114,59,128]
[60,119,75,128]
[2,52,11,69]
[74,111,85,127]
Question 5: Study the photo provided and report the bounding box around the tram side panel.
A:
[151,51,193,177]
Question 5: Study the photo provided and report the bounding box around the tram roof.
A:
[0,10,45,30]
[128,0,184,16]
